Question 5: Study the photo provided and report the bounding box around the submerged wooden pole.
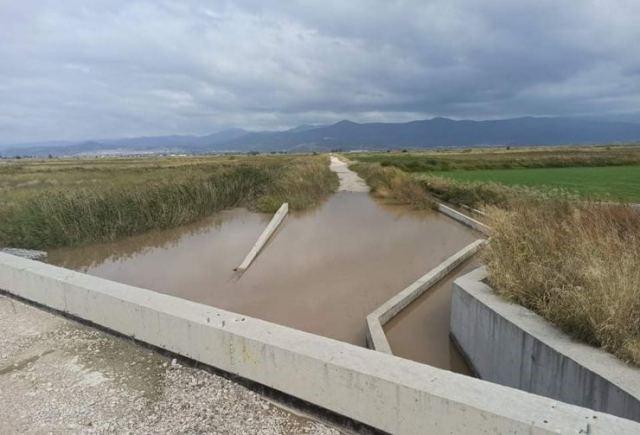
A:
[235,202,288,272]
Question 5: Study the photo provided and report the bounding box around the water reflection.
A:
[48,209,270,270]
[49,192,479,372]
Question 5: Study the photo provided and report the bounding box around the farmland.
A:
[350,145,640,201]
[439,165,640,202]
[349,146,640,366]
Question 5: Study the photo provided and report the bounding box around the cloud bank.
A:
[1,0,640,143]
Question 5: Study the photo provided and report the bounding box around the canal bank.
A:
[48,158,479,356]
[2,157,639,433]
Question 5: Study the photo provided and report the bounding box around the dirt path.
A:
[329,155,369,192]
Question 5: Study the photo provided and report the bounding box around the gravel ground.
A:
[0,294,341,434]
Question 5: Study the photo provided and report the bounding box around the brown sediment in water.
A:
[383,257,482,375]
[48,192,478,349]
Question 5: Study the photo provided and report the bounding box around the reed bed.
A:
[350,163,435,209]
[352,145,640,172]
[351,160,640,366]
[351,161,544,210]
[0,155,337,248]
[485,200,640,366]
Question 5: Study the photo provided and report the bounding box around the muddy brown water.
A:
[383,257,482,375]
[48,192,478,369]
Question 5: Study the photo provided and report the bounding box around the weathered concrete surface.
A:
[1,253,639,434]
[366,239,486,354]
[436,203,491,234]
[329,155,369,192]
[236,202,288,272]
[451,267,640,423]
[0,295,338,434]
[384,257,481,373]
[49,190,479,347]
[1,247,47,261]
[365,314,392,354]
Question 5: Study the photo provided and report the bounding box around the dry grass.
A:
[349,163,435,209]
[256,157,339,212]
[349,161,553,211]
[485,199,640,366]
[351,162,550,211]
[0,155,337,249]
[416,174,534,210]
[351,144,640,172]
[351,161,640,366]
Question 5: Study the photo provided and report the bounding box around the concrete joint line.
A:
[236,202,288,272]
[366,239,487,354]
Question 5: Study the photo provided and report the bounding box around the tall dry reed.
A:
[0,156,337,248]
[485,200,640,365]
[350,163,435,209]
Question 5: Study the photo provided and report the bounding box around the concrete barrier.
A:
[451,267,640,423]
[436,202,491,235]
[366,239,486,353]
[1,253,638,433]
[1,248,47,260]
[236,202,288,272]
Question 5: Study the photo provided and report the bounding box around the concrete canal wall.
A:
[1,253,639,433]
[436,202,491,235]
[366,239,486,354]
[451,267,640,423]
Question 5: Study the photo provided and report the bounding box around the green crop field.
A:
[438,165,640,202]
[350,145,640,172]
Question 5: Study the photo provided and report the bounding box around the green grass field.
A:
[438,165,640,202]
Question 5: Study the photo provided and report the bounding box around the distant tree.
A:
[48,153,53,159]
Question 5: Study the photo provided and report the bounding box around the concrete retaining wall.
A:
[366,239,486,353]
[1,252,638,434]
[436,202,491,235]
[451,267,640,423]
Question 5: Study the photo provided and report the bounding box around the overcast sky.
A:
[1,0,640,144]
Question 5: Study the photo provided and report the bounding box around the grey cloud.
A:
[1,0,640,143]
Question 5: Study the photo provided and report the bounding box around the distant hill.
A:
[2,117,640,157]
[0,128,248,157]
[221,117,640,151]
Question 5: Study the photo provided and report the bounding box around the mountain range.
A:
[2,117,640,157]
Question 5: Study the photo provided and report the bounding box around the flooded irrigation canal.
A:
[384,257,481,375]
[49,187,479,374]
